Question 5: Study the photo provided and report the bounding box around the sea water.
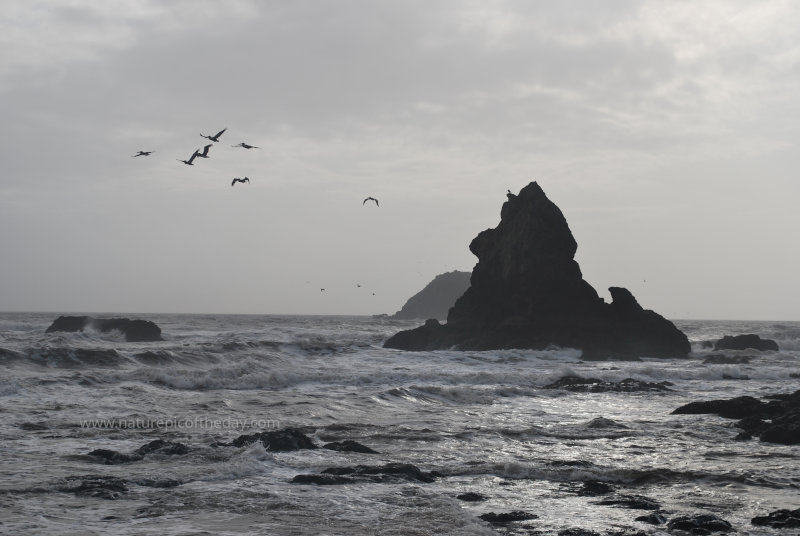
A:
[0,313,798,535]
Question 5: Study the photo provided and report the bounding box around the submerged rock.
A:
[594,494,661,510]
[390,270,471,320]
[384,183,690,360]
[293,462,437,485]
[456,491,487,502]
[713,334,778,351]
[55,475,129,500]
[544,375,672,393]
[231,428,318,451]
[479,511,538,523]
[322,440,379,454]
[702,354,752,365]
[46,315,162,342]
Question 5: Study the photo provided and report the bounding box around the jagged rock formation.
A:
[390,271,471,320]
[384,182,690,360]
[45,316,162,342]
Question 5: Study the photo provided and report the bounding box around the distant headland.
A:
[388,271,471,320]
[384,182,690,360]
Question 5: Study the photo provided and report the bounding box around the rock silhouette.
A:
[384,182,690,360]
[390,270,471,320]
[46,316,162,342]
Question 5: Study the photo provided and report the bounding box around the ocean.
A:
[0,312,798,535]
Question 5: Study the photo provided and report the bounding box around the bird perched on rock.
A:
[363,197,379,206]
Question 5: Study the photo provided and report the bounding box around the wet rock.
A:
[322,440,379,454]
[672,396,768,419]
[384,182,690,360]
[575,481,615,496]
[456,491,487,502]
[322,462,436,483]
[46,315,162,342]
[135,439,190,456]
[55,475,128,500]
[558,529,601,536]
[702,354,751,364]
[667,513,733,533]
[291,474,356,485]
[231,427,318,451]
[132,478,182,488]
[672,389,800,444]
[88,448,142,465]
[713,334,778,351]
[545,375,672,393]
[479,511,538,523]
[751,507,800,529]
[595,494,661,510]
[635,512,667,525]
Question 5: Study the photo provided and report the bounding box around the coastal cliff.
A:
[384,182,690,360]
[390,271,471,320]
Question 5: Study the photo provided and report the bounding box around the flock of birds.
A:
[132,127,262,187]
[132,127,380,202]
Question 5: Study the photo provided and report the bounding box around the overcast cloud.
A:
[1,1,798,319]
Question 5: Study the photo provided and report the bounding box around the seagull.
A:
[200,127,227,142]
[320,288,326,292]
[131,150,154,157]
[231,177,250,186]
[363,197,379,206]
[196,144,213,158]
[232,142,260,149]
[177,150,200,165]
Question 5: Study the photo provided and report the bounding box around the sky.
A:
[1,1,799,320]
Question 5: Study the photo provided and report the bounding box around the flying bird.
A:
[232,142,260,149]
[200,127,227,142]
[131,150,154,157]
[363,197,379,206]
[231,177,250,186]
[196,144,213,159]
[177,150,200,165]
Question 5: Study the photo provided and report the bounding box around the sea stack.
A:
[384,182,690,360]
[390,271,471,320]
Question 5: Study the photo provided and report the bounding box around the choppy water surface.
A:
[1,313,798,535]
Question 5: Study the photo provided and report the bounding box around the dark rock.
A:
[46,315,162,342]
[714,334,778,351]
[544,375,672,393]
[558,529,601,536]
[132,478,182,488]
[667,514,733,533]
[322,440,379,454]
[384,182,690,360]
[55,475,128,500]
[87,449,142,465]
[390,271,471,320]
[479,511,538,523]
[569,480,614,496]
[135,439,190,456]
[230,428,318,451]
[18,422,49,431]
[321,462,436,483]
[702,354,751,364]
[291,474,355,485]
[751,507,800,528]
[672,389,800,444]
[672,396,767,419]
[456,492,487,502]
[595,494,661,510]
[635,512,667,525]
